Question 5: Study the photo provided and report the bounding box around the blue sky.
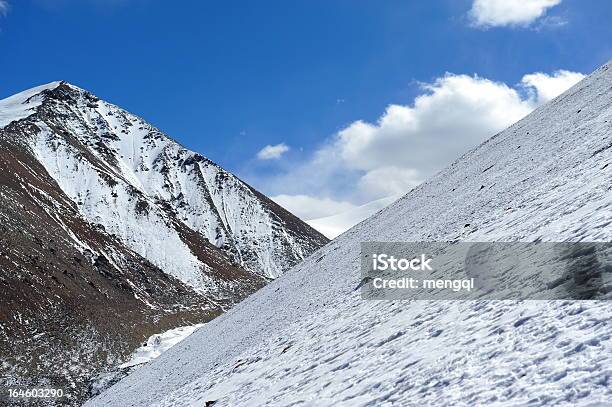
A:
[1,0,610,225]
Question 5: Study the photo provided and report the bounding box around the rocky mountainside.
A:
[0,82,327,405]
[16,82,327,282]
[88,62,611,407]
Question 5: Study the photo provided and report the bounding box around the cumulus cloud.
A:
[256,143,290,160]
[0,1,9,16]
[469,0,562,28]
[521,70,585,104]
[334,74,534,178]
[258,69,584,232]
[307,195,401,239]
[271,194,356,221]
[357,167,422,198]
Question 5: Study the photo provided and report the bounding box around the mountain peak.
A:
[3,77,328,280]
[0,74,328,403]
[0,80,95,129]
[0,81,62,128]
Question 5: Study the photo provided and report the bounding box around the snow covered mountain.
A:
[0,82,327,405]
[88,62,611,407]
[7,82,326,282]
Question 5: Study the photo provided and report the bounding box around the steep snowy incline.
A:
[9,82,327,284]
[89,62,612,407]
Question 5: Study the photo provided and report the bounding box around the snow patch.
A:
[0,81,61,128]
[120,324,205,369]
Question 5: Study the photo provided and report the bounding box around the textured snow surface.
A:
[89,63,612,407]
[32,125,211,290]
[308,195,401,238]
[0,81,60,128]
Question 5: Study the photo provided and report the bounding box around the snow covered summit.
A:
[2,81,327,283]
[89,62,611,406]
[0,81,327,405]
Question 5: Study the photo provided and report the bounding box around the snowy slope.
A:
[89,62,612,407]
[307,195,401,238]
[4,82,327,284]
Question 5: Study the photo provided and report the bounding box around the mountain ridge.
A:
[8,81,328,282]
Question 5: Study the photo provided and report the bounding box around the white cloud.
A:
[334,74,534,178]
[258,69,584,236]
[0,1,9,16]
[307,195,401,239]
[533,15,567,31]
[271,194,356,221]
[469,0,562,28]
[332,70,583,193]
[521,70,585,105]
[256,143,290,160]
[357,167,422,198]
